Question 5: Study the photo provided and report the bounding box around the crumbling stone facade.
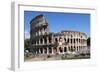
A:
[30,15,88,56]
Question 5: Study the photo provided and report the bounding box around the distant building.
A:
[30,14,88,56]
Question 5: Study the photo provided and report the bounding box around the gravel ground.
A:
[24,54,90,62]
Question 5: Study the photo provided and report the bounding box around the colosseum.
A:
[30,14,89,57]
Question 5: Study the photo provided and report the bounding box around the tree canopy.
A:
[24,39,30,49]
[87,37,90,46]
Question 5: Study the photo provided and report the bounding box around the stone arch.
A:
[64,38,66,42]
[59,47,63,53]
[55,38,58,42]
[44,37,47,44]
[40,38,43,44]
[48,37,52,43]
[40,48,43,54]
[49,47,52,53]
[64,47,67,52]
[70,46,73,52]
[44,47,47,54]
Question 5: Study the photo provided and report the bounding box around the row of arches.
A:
[31,46,87,55]
[58,46,87,53]
[55,37,87,44]
[32,47,54,55]
[31,37,52,45]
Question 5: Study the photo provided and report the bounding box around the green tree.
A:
[24,39,30,49]
[87,37,90,46]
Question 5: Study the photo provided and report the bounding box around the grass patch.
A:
[61,54,90,60]
[24,55,33,61]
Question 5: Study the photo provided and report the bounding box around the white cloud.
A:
[25,30,30,39]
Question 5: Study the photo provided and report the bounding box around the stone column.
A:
[38,48,40,54]
[78,39,79,48]
[36,41,37,45]
[68,38,70,46]
[37,30,39,36]
[38,29,40,36]
[42,38,44,45]
[42,28,44,35]
[51,36,53,44]
[57,47,59,54]
[42,48,44,54]
[36,32,37,36]
[39,39,40,45]
[72,39,73,45]
[63,47,64,54]
[47,37,49,44]
[47,47,49,55]
[36,48,37,55]
[77,46,79,52]
[66,46,67,53]
[51,47,53,55]
[75,47,77,52]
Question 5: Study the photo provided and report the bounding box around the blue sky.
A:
[24,11,90,39]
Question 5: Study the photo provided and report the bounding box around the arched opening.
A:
[70,46,73,52]
[74,46,75,51]
[76,38,78,43]
[37,48,39,54]
[71,39,72,44]
[40,48,43,54]
[64,38,66,42]
[40,38,43,44]
[55,38,58,42]
[67,38,69,43]
[81,36,82,38]
[68,47,70,51]
[49,47,52,53]
[59,47,63,53]
[44,38,47,44]
[79,39,80,43]
[44,48,47,54]
[64,47,67,52]
[74,39,75,43]
[49,37,52,43]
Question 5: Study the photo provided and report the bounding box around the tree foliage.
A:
[87,37,90,46]
[24,39,30,49]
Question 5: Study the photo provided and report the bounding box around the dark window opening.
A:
[71,39,72,44]
[37,48,39,54]
[74,39,75,43]
[59,47,63,53]
[64,47,67,52]
[76,39,78,42]
[40,38,43,44]
[44,38,47,44]
[64,38,66,42]
[68,47,70,51]
[49,37,52,43]
[55,38,58,42]
[44,48,47,54]
[81,36,82,38]
[79,39,80,43]
[67,38,69,43]
[49,47,52,53]
[70,46,73,52]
